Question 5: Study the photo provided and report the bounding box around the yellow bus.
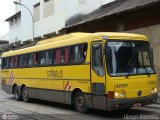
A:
[1,32,158,112]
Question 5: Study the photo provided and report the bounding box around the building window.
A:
[10,19,13,25]
[33,3,40,22]
[79,0,87,5]
[15,17,17,23]
[43,0,55,18]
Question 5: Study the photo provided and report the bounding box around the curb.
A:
[146,104,160,109]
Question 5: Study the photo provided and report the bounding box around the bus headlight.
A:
[115,91,126,98]
[151,88,157,94]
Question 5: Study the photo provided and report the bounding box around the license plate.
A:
[133,103,142,107]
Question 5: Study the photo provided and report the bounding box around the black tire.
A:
[22,87,30,102]
[74,91,88,113]
[13,86,21,101]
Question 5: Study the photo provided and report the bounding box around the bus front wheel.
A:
[13,86,21,101]
[74,91,88,113]
[22,87,30,102]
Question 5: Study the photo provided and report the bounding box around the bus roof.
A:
[2,32,148,58]
[36,32,91,45]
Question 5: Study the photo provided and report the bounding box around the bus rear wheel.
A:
[13,86,21,101]
[74,91,88,113]
[22,87,30,102]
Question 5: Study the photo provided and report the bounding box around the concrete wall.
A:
[34,0,65,37]
[10,0,115,43]
[65,0,100,21]
[128,24,160,79]
[16,0,33,41]
[65,0,114,21]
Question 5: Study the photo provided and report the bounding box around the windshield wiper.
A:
[126,61,135,78]
[143,66,150,77]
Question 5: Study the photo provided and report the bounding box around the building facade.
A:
[5,0,114,44]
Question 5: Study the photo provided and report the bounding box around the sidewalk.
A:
[155,86,160,104]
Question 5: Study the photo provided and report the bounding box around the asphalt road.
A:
[0,88,160,120]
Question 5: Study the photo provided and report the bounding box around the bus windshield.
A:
[106,41,155,76]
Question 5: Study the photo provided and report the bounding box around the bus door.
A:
[91,42,106,110]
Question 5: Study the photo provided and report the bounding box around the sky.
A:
[0,0,15,36]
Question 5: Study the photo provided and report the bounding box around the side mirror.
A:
[150,49,155,67]
[150,49,153,60]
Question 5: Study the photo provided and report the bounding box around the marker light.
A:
[103,35,108,40]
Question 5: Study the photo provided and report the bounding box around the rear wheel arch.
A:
[12,84,17,94]
[73,89,89,113]
[13,84,21,101]
[21,85,30,102]
[20,84,26,95]
[71,88,82,105]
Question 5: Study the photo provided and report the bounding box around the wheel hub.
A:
[77,96,84,107]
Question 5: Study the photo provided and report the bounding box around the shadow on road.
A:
[7,96,156,119]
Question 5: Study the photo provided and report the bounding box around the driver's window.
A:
[143,51,150,66]
[92,42,104,76]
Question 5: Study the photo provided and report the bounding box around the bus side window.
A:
[92,43,104,76]
[53,50,56,65]
[2,58,9,69]
[40,52,45,65]
[19,55,23,67]
[55,49,61,64]
[28,53,38,66]
[40,50,52,65]
[33,53,38,65]
[46,50,53,65]
[2,58,4,69]
[9,57,12,68]
[7,58,10,68]
[70,44,87,64]
[61,49,65,63]
[60,47,70,64]
[28,54,33,66]
[19,54,28,67]
[11,56,18,68]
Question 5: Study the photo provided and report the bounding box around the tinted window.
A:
[106,41,155,76]
[70,44,87,63]
[60,47,69,64]
[28,53,38,66]
[19,54,28,67]
[2,58,10,69]
[55,47,70,65]
[55,49,61,64]
[11,56,18,68]
[92,43,104,76]
[53,50,56,65]
[40,50,52,65]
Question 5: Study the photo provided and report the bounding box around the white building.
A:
[5,0,114,44]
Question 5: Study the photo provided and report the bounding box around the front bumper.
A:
[107,93,158,111]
